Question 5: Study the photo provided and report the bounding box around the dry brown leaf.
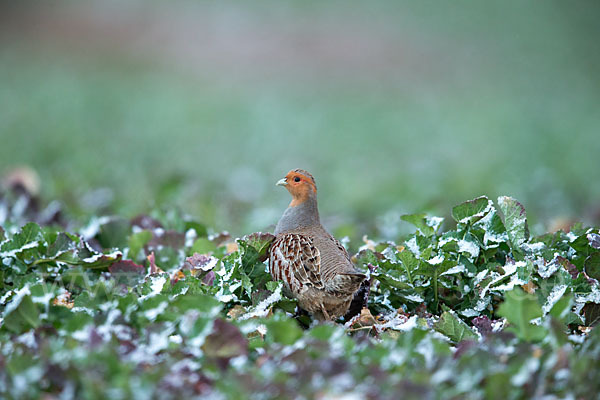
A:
[521,281,537,294]
[53,292,74,309]
[227,305,247,320]
[226,242,239,254]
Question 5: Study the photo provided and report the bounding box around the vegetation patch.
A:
[1,189,599,399]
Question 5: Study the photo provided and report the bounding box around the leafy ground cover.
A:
[1,187,600,399]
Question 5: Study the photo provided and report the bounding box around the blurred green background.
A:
[1,1,599,240]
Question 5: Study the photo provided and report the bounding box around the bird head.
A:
[276,169,317,207]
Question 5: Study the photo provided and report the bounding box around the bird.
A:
[269,169,366,321]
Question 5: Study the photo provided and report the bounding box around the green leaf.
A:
[0,222,44,255]
[584,252,600,281]
[128,230,152,260]
[184,218,208,237]
[433,311,477,343]
[46,232,76,258]
[244,232,276,262]
[451,196,492,225]
[497,196,529,252]
[497,288,546,342]
[96,217,131,249]
[476,209,508,247]
[401,213,443,236]
[549,292,573,321]
[191,237,217,254]
[265,315,303,345]
[2,291,40,333]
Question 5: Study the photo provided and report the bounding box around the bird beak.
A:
[276,178,288,187]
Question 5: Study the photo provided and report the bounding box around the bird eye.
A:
[294,177,301,182]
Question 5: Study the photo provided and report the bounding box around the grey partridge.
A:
[269,169,366,321]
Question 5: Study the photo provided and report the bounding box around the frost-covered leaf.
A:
[433,311,477,343]
[587,233,600,249]
[0,222,44,257]
[451,196,492,225]
[476,209,508,247]
[2,288,40,333]
[498,196,529,253]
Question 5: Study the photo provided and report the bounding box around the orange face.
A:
[278,169,317,206]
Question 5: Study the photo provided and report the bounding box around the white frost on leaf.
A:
[426,216,444,232]
[458,239,480,259]
[403,294,424,302]
[144,301,168,322]
[440,264,466,276]
[80,216,111,240]
[405,237,421,258]
[388,315,418,332]
[16,330,37,348]
[150,275,167,294]
[184,228,197,247]
[457,197,493,225]
[427,254,444,265]
[480,261,528,297]
[459,297,490,317]
[536,255,561,279]
[239,284,283,320]
[0,241,40,258]
[3,285,31,315]
[478,210,508,245]
[474,270,489,286]
[81,250,122,264]
[31,291,54,306]
[200,256,219,271]
[510,357,540,386]
[575,285,600,305]
[587,233,600,249]
[0,290,14,305]
[523,242,545,254]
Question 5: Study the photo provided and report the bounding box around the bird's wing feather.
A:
[269,234,324,292]
[332,236,351,262]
